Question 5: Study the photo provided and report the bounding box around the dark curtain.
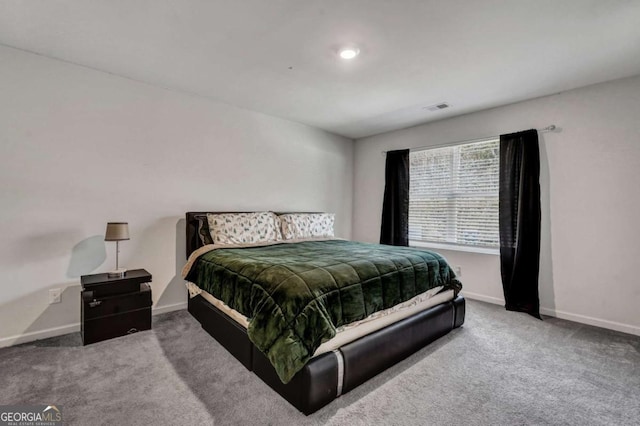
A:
[499,129,542,319]
[380,149,410,246]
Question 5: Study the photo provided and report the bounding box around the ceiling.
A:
[1,1,639,139]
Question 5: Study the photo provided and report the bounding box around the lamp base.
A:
[107,268,127,278]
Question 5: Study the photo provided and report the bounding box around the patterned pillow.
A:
[207,212,282,245]
[278,213,335,240]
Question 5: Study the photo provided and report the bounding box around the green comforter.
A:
[185,240,462,383]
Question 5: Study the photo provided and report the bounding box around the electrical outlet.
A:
[49,288,61,304]
[454,266,462,277]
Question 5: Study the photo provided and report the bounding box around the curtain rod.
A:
[381,125,556,155]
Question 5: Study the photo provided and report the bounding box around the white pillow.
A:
[279,213,335,240]
[207,212,282,245]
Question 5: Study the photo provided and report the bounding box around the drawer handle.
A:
[127,328,139,334]
[89,300,102,308]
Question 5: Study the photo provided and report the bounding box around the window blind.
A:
[409,138,499,248]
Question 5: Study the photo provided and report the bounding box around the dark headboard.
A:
[186,212,212,260]
[185,211,323,259]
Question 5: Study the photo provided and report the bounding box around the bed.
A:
[183,211,466,414]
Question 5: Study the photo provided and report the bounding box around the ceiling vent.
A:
[424,102,450,112]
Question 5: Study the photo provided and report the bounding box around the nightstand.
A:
[80,269,152,345]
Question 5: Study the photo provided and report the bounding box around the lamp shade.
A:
[105,222,130,241]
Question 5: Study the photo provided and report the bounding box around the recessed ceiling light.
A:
[339,47,360,59]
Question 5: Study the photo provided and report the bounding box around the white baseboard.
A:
[538,307,640,336]
[460,290,504,305]
[0,323,81,348]
[152,301,188,315]
[0,302,188,348]
[461,291,640,336]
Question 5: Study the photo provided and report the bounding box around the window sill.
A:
[409,240,499,255]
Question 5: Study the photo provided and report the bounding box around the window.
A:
[409,138,499,251]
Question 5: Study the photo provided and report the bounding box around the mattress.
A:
[186,282,455,357]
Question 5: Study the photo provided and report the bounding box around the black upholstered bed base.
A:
[184,212,466,414]
[188,291,465,414]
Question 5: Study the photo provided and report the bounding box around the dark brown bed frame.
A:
[185,212,466,414]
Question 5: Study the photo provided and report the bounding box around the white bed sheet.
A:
[186,281,455,357]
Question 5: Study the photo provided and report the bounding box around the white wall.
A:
[353,75,640,335]
[0,46,354,345]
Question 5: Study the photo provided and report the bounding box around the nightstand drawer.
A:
[82,308,151,345]
[82,284,151,320]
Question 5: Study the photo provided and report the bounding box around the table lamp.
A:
[105,222,129,278]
